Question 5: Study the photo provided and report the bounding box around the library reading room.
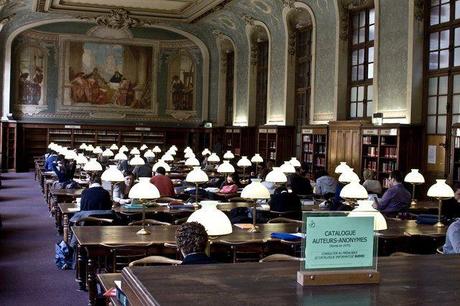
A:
[1,0,460,305]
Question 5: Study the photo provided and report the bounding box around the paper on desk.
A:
[67,208,80,212]
[114,280,122,290]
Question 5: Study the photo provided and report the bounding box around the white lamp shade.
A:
[152,160,171,172]
[187,201,233,236]
[223,150,235,159]
[76,153,88,165]
[185,157,200,166]
[241,179,271,199]
[348,200,388,230]
[130,147,140,155]
[186,167,209,183]
[140,144,148,151]
[335,162,350,174]
[427,179,455,199]
[202,148,211,156]
[280,161,296,174]
[340,181,368,199]
[290,157,301,168]
[101,165,125,182]
[404,169,425,184]
[64,150,77,160]
[110,144,118,151]
[237,156,252,167]
[130,154,145,166]
[128,177,160,199]
[102,149,114,157]
[114,152,128,161]
[184,147,193,154]
[86,144,95,151]
[208,153,220,163]
[184,151,196,159]
[79,143,87,150]
[168,149,177,156]
[144,150,155,158]
[265,167,288,183]
[48,142,55,149]
[170,145,178,151]
[119,145,128,153]
[162,153,174,162]
[251,153,263,163]
[217,160,235,174]
[339,168,360,183]
[83,158,102,171]
[93,146,103,154]
[152,146,162,153]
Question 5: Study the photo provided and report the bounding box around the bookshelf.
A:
[223,127,256,157]
[301,126,327,179]
[1,122,17,171]
[257,126,295,165]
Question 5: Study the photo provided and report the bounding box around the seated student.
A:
[113,172,135,205]
[288,164,313,196]
[362,169,382,195]
[44,149,58,171]
[176,222,215,264]
[117,156,134,176]
[52,156,78,189]
[442,183,460,221]
[133,157,153,179]
[314,170,337,198]
[209,173,239,200]
[442,219,460,254]
[374,170,411,215]
[150,166,175,197]
[80,174,113,211]
[269,186,301,216]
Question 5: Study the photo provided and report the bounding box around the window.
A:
[225,51,235,126]
[426,0,460,135]
[255,41,268,126]
[348,8,375,119]
[295,27,312,127]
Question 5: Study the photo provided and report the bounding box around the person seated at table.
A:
[288,164,313,196]
[314,170,337,199]
[442,218,460,254]
[113,172,135,205]
[80,174,113,211]
[150,166,175,197]
[442,183,460,221]
[208,173,239,200]
[133,157,153,179]
[52,155,78,189]
[362,169,382,195]
[269,186,301,216]
[373,170,411,216]
[176,222,215,264]
[118,155,134,176]
[44,149,58,171]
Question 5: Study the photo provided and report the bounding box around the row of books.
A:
[382,147,397,158]
[381,161,396,173]
[364,161,377,171]
[362,136,377,145]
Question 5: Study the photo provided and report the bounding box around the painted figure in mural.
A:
[110,71,123,83]
[171,75,185,110]
[70,72,88,102]
[115,78,135,106]
[30,67,43,104]
[18,67,43,105]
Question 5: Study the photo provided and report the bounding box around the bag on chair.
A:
[55,240,74,270]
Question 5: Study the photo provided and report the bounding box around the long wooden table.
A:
[120,255,460,306]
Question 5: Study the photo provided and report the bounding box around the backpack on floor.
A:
[55,240,74,270]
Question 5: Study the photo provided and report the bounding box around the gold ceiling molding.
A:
[76,8,153,29]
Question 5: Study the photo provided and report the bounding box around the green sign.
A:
[305,216,374,270]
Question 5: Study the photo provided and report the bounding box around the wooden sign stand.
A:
[297,270,380,286]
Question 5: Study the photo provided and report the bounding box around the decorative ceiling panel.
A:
[36,0,232,23]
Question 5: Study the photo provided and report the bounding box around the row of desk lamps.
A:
[335,162,455,229]
[48,142,303,235]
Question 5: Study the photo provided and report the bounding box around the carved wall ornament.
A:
[288,32,296,56]
[415,0,424,22]
[339,0,374,40]
[250,45,258,66]
[212,30,226,40]
[77,8,148,29]
[242,14,255,26]
[0,13,15,27]
[282,0,296,9]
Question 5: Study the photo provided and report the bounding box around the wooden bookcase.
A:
[257,126,295,165]
[361,125,421,189]
[450,125,460,184]
[1,122,17,172]
[301,126,328,179]
[223,127,256,157]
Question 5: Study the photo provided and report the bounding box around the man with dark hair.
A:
[442,183,460,220]
[374,170,411,215]
[175,222,214,265]
[80,174,112,211]
[150,166,175,197]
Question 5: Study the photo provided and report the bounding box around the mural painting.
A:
[17,46,45,105]
[168,50,195,112]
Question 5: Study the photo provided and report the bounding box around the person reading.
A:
[373,170,411,216]
[113,172,135,205]
[175,222,215,265]
[442,183,460,221]
[443,219,460,254]
[150,166,175,197]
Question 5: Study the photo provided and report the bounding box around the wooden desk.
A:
[97,273,122,306]
[57,203,81,242]
[73,223,300,305]
[121,255,460,306]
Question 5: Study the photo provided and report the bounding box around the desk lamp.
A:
[404,169,425,208]
[130,154,145,166]
[114,151,128,161]
[152,146,162,154]
[101,165,124,200]
[217,160,235,175]
[128,178,160,235]
[144,149,155,159]
[102,149,114,158]
[185,157,200,167]
[140,144,148,151]
[223,150,235,160]
[184,151,195,160]
[335,162,350,174]
[79,143,87,151]
[170,145,178,152]
[187,201,233,236]
[48,142,55,149]
[64,149,77,160]
[251,154,264,177]
[110,144,118,151]
[130,147,140,155]
[340,181,368,206]
[162,152,175,163]
[184,147,193,155]
[289,157,301,168]
[76,153,88,179]
[93,146,103,155]
[348,200,387,230]
[280,161,296,175]
[265,167,288,185]
[83,158,102,179]
[119,145,129,153]
[338,168,360,183]
[202,148,211,156]
[85,144,95,157]
[186,167,209,205]
[207,153,220,175]
[237,156,252,183]
[168,149,177,157]
[427,179,454,228]
[152,160,171,172]
[241,179,271,232]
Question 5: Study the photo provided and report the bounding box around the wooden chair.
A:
[270,210,301,220]
[101,243,154,273]
[259,254,302,263]
[128,219,171,226]
[163,242,182,259]
[129,256,182,267]
[214,239,265,263]
[75,216,114,226]
[267,217,304,224]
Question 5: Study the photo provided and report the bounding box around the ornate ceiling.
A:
[34,0,232,23]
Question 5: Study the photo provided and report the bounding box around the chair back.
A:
[129,255,182,267]
[259,254,302,262]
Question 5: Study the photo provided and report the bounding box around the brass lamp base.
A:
[248,225,260,233]
[434,221,445,228]
[410,199,417,208]
[136,228,151,235]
